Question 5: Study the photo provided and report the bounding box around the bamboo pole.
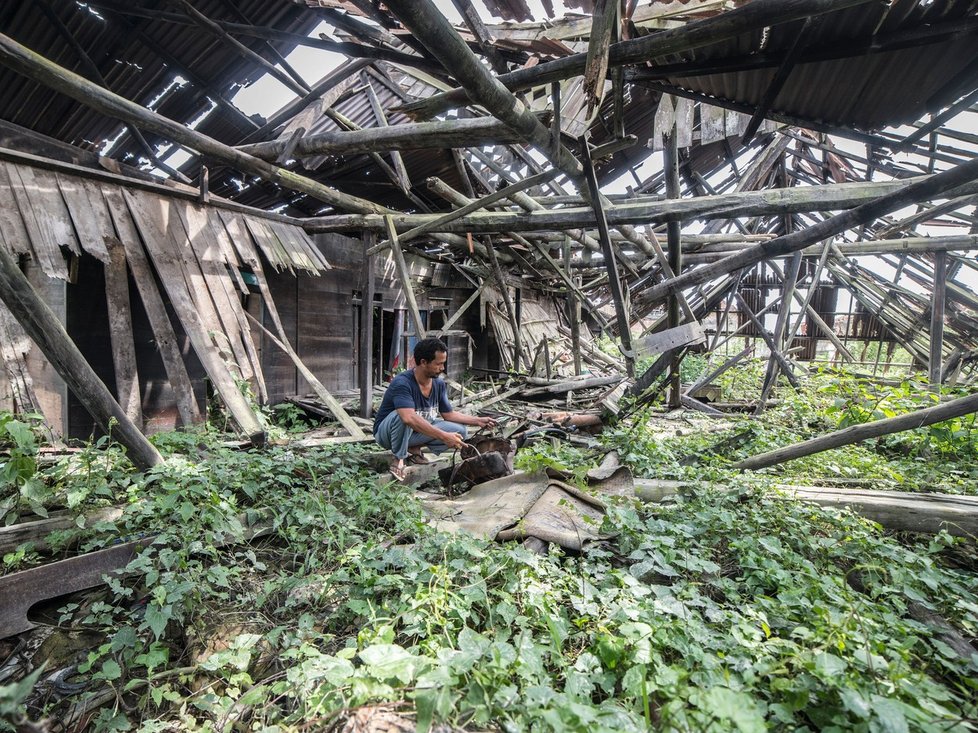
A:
[368,170,558,256]
[385,216,427,342]
[245,313,365,439]
[735,293,801,389]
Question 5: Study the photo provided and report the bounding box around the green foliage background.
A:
[2,364,978,731]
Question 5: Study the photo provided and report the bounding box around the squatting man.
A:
[373,337,496,480]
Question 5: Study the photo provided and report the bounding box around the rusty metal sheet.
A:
[0,542,139,640]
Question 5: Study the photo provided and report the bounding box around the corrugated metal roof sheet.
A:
[659,0,978,130]
[0,0,318,162]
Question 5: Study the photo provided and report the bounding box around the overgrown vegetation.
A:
[2,363,978,731]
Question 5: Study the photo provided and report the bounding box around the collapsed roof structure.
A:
[0,0,977,462]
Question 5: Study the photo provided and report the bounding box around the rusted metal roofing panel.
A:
[0,0,320,160]
[481,0,535,23]
[658,0,978,131]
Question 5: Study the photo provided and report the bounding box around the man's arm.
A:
[440,410,496,430]
[396,407,466,449]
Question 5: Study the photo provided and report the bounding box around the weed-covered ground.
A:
[2,365,978,731]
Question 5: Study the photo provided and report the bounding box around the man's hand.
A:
[443,431,466,450]
[476,416,497,429]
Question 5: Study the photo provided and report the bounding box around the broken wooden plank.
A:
[0,162,32,256]
[102,186,201,427]
[0,541,139,639]
[0,505,124,555]
[521,375,624,397]
[103,237,142,429]
[56,173,111,262]
[177,200,265,400]
[4,162,68,278]
[635,322,705,358]
[0,233,161,469]
[123,188,264,443]
[583,0,616,118]
[245,311,366,439]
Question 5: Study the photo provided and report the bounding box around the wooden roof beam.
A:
[398,0,877,120]
[384,0,658,262]
[305,174,978,234]
[237,116,526,159]
[640,151,978,322]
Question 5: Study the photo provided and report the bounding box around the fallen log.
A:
[520,375,624,397]
[0,506,124,555]
[634,478,978,538]
[734,390,978,471]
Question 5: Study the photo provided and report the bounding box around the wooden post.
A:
[580,137,635,376]
[384,216,426,341]
[756,251,802,411]
[564,235,583,376]
[664,129,682,407]
[359,233,375,419]
[485,236,523,370]
[929,250,947,387]
[0,244,162,471]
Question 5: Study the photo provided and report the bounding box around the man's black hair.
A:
[414,337,448,364]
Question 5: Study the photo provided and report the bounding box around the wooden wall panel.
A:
[263,268,299,405]
[260,231,489,407]
[23,259,66,435]
[65,255,206,438]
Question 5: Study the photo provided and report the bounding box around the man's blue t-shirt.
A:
[373,370,453,434]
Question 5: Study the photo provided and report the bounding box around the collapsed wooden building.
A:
[0,0,976,457]
[5,2,978,729]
